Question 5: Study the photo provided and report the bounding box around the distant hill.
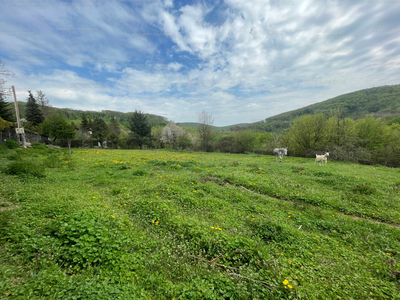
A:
[177,122,249,131]
[247,84,400,132]
[11,102,168,128]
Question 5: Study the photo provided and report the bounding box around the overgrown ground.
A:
[0,145,399,299]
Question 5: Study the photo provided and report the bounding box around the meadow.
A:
[0,145,399,299]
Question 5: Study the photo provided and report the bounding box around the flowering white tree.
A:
[161,121,185,149]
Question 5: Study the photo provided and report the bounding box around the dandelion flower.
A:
[288,285,293,289]
[283,279,289,285]
[111,215,115,218]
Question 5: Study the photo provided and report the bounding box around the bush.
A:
[4,139,19,149]
[31,142,48,150]
[4,161,46,178]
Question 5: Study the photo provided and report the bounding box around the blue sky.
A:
[0,0,399,126]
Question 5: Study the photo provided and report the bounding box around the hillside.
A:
[248,84,400,132]
[177,122,249,131]
[11,102,168,128]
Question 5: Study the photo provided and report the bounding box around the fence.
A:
[0,128,48,145]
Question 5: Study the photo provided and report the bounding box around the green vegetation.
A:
[1,148,399,299]
[12,101,168,130]
[251,84,400,133]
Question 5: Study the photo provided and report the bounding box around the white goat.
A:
[315,152,329,166]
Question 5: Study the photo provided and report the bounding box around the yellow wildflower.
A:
[111,215,115,218]
[288,285,293,289]
[283,279,289,285]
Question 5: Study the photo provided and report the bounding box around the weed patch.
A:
[4,161,46,178]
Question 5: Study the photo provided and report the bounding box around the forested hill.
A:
[14,102,168,128]
[247,84,400,132]
[177,122,249,131]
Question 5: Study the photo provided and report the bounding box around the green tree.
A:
[108,117,121,149]
[0,92,13,122]
[25,91,44,126]
[128,110,152,149]
[286,114,327,156]
[92,118,109,146]
[234,130,256,153]
[355,117,389,150]
[81,113,89,130]
[42,114,76,155]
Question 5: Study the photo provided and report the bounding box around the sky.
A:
[0,0,399,126]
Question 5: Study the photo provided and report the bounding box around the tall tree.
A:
[79,113,91,147]
[80,113,89,130]
[92,117,109,146]
[25,91,44,126]
[108,117,121,149]
[128,110,151,149]
[35,90,52,118]
[0,92,13,122]
[197,110,214,152]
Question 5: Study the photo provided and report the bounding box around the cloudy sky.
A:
[0,0,399,126]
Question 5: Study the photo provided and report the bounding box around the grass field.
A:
[0,146,399,299]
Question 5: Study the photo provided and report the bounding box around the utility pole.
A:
[12,86,26,148]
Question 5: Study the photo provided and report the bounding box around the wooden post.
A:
[12,86,26,148]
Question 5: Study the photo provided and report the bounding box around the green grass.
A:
[0,148,399,299]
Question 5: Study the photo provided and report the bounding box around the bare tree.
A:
[197,110,214,152]
[0,58,16,96]
[35,90,52,118]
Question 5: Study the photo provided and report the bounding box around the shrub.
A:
[4,161,46,178]
[31,142,48,150]
[4,139,19,149]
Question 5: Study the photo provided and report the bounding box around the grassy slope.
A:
[0,147,400,299]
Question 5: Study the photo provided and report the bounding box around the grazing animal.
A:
[273,147,288,162]
[315,152,329,166]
